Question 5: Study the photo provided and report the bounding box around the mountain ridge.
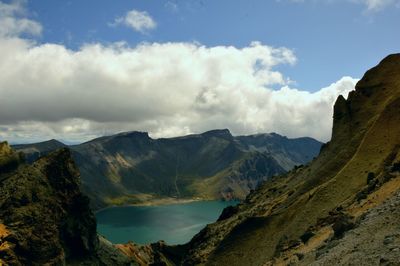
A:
[115,53,400,265]
[13,130,322,209]
[167,53,400,265]
[1,53,399,265]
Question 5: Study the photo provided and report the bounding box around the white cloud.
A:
[0,36,357,143]
[358,0,400,11]
[282,0,400,11]
[165,1,179,13]
[0,0,42,37]
[112,9,156,33]
[0,1,359,144]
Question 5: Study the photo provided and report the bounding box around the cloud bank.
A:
[0,1,358,143]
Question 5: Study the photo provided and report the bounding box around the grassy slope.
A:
[177,54,400,265]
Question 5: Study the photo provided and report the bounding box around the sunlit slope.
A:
[179,54,400,265]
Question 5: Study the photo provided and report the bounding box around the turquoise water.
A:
[96,200,238,245]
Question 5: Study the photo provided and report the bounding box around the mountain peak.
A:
[201,129,232,138]
[380,53,400,65]
[355,53,400,95]
[115,131,150,139]
[42,139,66,146]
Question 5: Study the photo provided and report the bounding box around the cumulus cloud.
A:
[0,2,358,144]
[111,9,157,33]
[0,37,357,143]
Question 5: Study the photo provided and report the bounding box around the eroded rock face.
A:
[0,147,98,265]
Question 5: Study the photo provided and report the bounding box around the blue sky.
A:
[0,0,398,143]
[27,0,400,91]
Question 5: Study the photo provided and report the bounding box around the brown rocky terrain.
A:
[306,190,400,265]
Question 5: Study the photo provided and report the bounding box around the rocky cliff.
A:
[0,143,133,265]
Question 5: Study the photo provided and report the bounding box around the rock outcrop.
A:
[0,143,132,265]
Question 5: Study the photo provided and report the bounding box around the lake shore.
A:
[130,197,207,206]
[95,197,212,213]
[96,199,240,245]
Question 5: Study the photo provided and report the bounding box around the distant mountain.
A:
[13,130,322,209]
[127,54,400,265]
[12,139,66,163]
[3,54,400,266]
[235,133,320,170]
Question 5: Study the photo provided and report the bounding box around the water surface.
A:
[96,200,238,245]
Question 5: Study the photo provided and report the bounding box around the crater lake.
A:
[96,200,239,245]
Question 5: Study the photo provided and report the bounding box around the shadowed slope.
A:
[14,130,321,209]
[0,144,133,265]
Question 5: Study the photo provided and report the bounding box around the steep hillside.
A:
[0,143,134,265]
[14,130,321,209]
[235,133,319,170]
[304,189,400,265]
[172,53,400,265]
[125,54,400,265]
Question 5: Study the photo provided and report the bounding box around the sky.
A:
[0,0,399,144]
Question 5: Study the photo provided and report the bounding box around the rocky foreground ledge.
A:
[0,143,133,265]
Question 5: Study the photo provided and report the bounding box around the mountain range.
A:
[1,54,399,265]
[13,130,322,209]
[130,53,400,265]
